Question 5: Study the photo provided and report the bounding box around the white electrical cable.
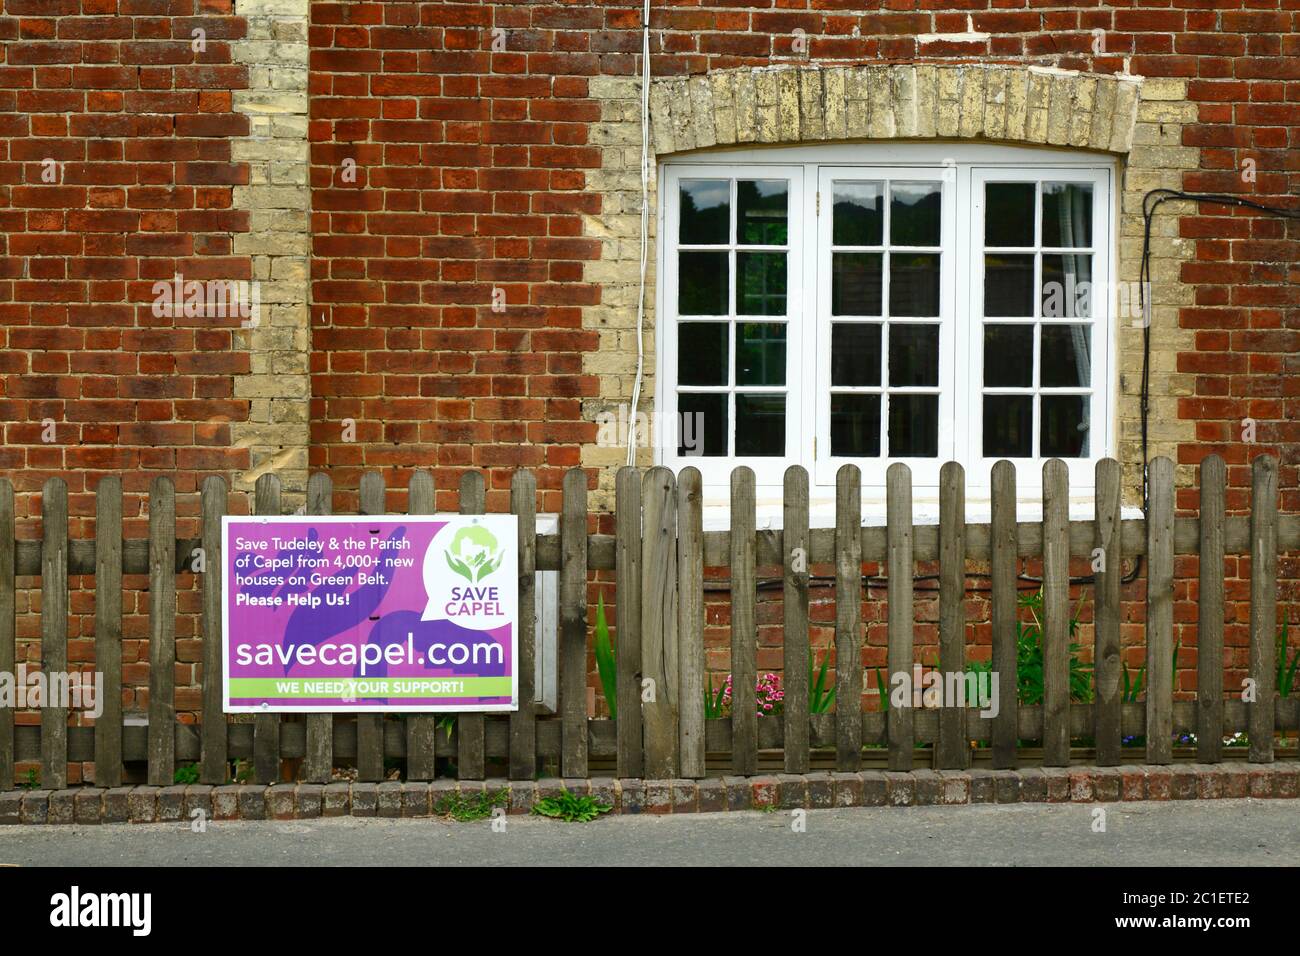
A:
[624,0,651,466]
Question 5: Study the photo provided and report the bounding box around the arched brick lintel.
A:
[648,64,1143,157]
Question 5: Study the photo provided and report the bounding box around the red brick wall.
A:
[0,0,252,780]
[0,2,1296,765]
[307,2,1297,713]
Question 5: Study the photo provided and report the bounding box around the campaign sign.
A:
[222,514,518,713]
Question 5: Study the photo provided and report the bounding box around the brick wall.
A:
[0,2,1296,771]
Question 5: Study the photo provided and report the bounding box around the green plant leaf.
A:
[593,593,617,720]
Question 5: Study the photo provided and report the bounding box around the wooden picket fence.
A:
[0,454,1297,791]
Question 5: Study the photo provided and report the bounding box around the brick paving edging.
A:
[1,764,1296,825]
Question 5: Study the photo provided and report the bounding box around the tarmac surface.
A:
[0,798,1295,866]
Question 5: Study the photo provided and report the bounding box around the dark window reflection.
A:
[833,182,884,246]
[678,323,728,386]
[888,393,939,457]
[677,392,727,457]
[678,251,728,315]
[983,325,1033,387]
[830,393,881,457]
[983,395,1032,457]
[1040,395,1089,457]
[831,323,882,387]
[736,393,785,456]
[737,180,789,245]
[985,182,1035,247]
[679,180,730,244]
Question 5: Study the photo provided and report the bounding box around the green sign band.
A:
[228,676,512,699]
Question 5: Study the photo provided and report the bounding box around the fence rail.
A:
[0,454,1297,790]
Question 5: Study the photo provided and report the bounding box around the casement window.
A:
[658,144,1114,493]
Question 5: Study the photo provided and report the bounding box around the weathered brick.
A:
[993,769,1021,803]
[236,785,266,821]
[939,770,971,805]
[697,778,727,813]
[350,783,378,817]
[645,779,673,814]
[967,768,996,804]
[297,784,324,819]
[883,772,915,807]
[104,787,134,823]
[267,784,296,820]
[48,790,76,825]
[74,788,105,824]
[1092,767,1122,802]
[831,772,864,808]
[157,786,187,822]
[1146,767,1173,801]
[184,785,214,823]
[1118,766,1147,801]
[0,791,23,825]
[376,781,403,818]
[777,773,807,810]
[129,787,159,823]
[913,769,942,806]
[1043,768,1071,803]
[805,771,834,809]
[322,782,350,817]
[1171,766,1199,800]
[590,777,618,812]
[617,779,645,814]
[723,776,751,812]
[750,775,779,809]
[1018,768,1048,803]
[671,779,698,814]
[20,791,50,825]
[1068,769,1095,802]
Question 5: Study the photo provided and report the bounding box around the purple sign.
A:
[222,515,518,713]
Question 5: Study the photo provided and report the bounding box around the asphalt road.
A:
[0,799,1295,866]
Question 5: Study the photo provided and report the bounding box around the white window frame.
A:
[655,143,1118,499]
[660,164,806,488]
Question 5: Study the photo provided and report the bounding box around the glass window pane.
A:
[1042,182,1093,248]
[983,395,1032,457]
[736,322,786,386]
[736,251,786,316]
[889,252,940,317]
[678,323,727,386]
[679,180,730,244]
[984,182,1035,247]
[1041,324,1091,387]
[678,251,728,315]
[1040,254,1093,319]
[1040,395,1089,457]
[736,394,785,456]
[832,252,882,316]
[890,182,942,246]
[831,323,882,387]
[983,325,1033,387]
[984,254,1034,317]
[677,393,727,457]
[737,180,788,245]
[830,393,881,457]
[888,393,939,457]
[832,181,884,246]
[888,324,939,387]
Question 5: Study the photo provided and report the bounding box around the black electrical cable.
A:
[702,187,1300,596]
